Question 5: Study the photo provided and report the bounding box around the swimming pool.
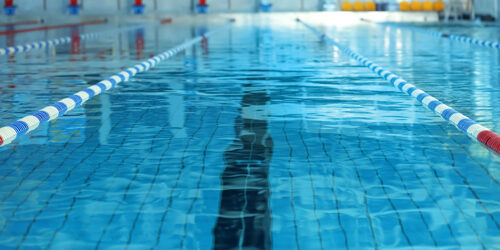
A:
[0,14,499,249]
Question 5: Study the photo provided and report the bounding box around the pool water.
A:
[0,17,499,249]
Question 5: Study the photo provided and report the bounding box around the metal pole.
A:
[469,0,476,20]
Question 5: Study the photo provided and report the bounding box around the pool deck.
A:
[0,11,440,27]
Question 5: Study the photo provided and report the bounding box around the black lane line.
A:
[212,89,273,250]
[338,132,378,250]
[150,108,208,249]
[282,120,301,250]
[179,108,223,249]
[14,104,144,249]
[420,123,500,231]
[298,121,324,250]
[318,124,349,250]
[385,123,463,249]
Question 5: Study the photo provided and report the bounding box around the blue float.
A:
[133,4,145,14]
[260,4,272,12]
[69,5,79,15]
[197,4,208,14]
[4,5,15,15]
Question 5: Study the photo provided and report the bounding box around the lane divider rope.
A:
[0,21,233,147]
[0,19,41,27]
[361,19,500,50]
[297,18,500,155]
[0,25,141,56]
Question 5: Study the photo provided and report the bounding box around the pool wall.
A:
[0,12,440,33]
[1,0,322,15]
[2,0,499,18]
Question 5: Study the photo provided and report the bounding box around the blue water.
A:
[0,18,499,249]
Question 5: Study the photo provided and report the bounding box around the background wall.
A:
[473,0,499,20]
[2,0,499,21]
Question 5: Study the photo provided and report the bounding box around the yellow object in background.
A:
[433,1,445,11]
[422,1,433,10]
[410,1,422,11]
[400,1,410,11]
[365,2,376,11]
[353,2,364,11]
[341,2,353,11]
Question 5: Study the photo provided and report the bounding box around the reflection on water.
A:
[213,85,273,250]
[135,28,145,60]
[0,19,499,250]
